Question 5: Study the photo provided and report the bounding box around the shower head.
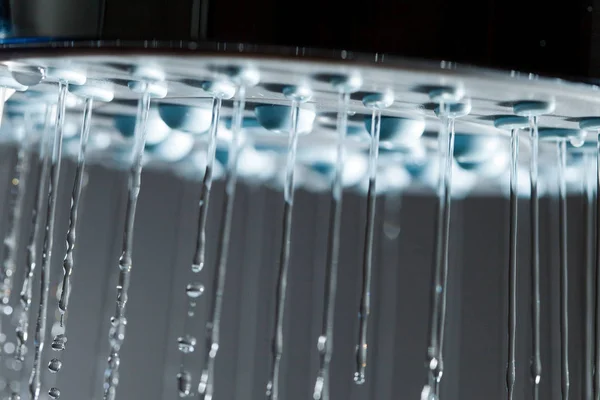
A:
[0,42,594,196]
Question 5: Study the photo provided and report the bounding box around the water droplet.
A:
[48,358,62,373]
[177,370,192,397]
[10,65,44,87]
[313,377,324,400]
[429,357,438,370]
[10,393,20,400]
[191,263,203,273]
[317,335,326,351]
[570,132,587,147]
[421,385,438,400]
[209,342,219,358]
[48,387,60,399]
[354,371,365,384]
[186,283,204,298]
[51,334,67,351]
[177,335,196,354]
[109,318,127,350]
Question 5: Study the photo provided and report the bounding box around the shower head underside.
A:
[0,44,598,197]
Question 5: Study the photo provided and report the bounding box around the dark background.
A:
[4,0,600,81]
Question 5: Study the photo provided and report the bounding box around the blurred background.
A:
[0,141,590,400]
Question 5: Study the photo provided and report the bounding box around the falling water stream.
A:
[595,131,600,400]
[15,106,54,362]
[192,97,223,274]
[266,99,301,400]
[47,95,95,397]
[198,86,246,400]
[529,116,542,400]
[432,116,456,397]
[58,97,94,324]
[354,107,381,385]
[103,91,151,400]
[557,140,569,400]
[423,102,455,400]
[506,128,519,400]
[177,94,223,398]
[584,152,594,400]
[29,81,68,400]
[313,91,349,400]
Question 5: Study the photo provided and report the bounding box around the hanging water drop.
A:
[186,283,204,298]
[424,94,471,398]
[48,387,60,399]
[493,115,528,400]
[51,334,67,351]
[264,86,313,400]
[10,392,20,400]
[9,64,44,87]
[191,81,235,275]
[29,80,69,400]
[514,100,555,400]
[103,76,167,400]
[569,130,587,147]
[530,118,542,400]
[58,92,101,328]
[582,150,595,400]
[177,335,196,354]
[314,74,358,400]
[354,91,394,385]
[173,80,235,399]
[48,358,62,373]
[197,82,245,400]
[557,139,570,400]
[507,128,519,400]
[191,263,202,274]
[595,126,600,400]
